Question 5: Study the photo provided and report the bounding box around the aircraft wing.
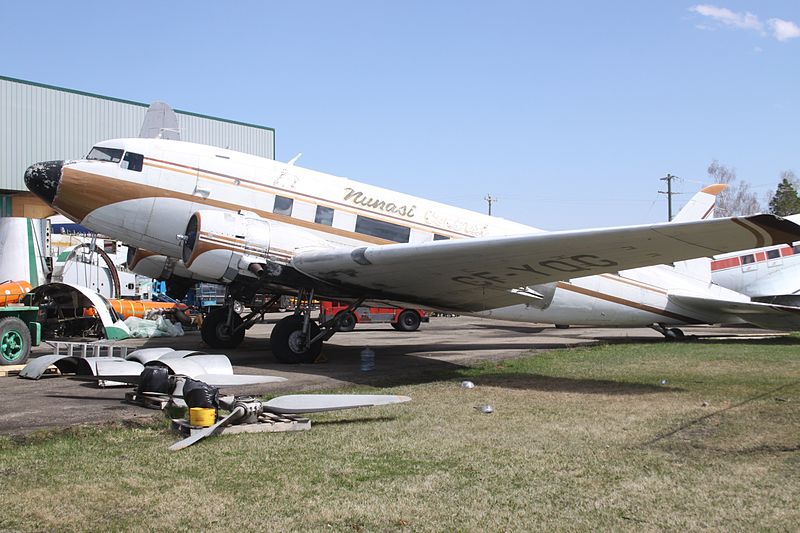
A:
[668,291,800,330]
[292,214,800,312]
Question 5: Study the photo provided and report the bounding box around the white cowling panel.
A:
[182,209,272,281]
[127,248,211,282]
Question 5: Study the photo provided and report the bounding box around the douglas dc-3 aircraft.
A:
[24,139,800,362]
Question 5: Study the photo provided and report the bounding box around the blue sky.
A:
[1,1,798,229]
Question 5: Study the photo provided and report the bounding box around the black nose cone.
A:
[24,160,63,205]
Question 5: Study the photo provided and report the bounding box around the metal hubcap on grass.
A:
[1,330,23,362]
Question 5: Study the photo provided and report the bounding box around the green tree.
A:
[768,171,800,216]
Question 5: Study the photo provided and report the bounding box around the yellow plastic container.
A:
[188,407,216,427]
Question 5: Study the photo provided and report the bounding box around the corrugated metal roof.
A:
[0,75,275,192]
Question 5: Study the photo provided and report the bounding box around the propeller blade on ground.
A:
[195,374,288,386]
[168,405,246,451]
[263,394,411,414]
[70,374,142,385]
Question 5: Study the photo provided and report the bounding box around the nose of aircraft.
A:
[24,160,63,205]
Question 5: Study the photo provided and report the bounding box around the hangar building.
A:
[0,75,275,218]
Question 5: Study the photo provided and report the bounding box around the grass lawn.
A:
[2,338,799,532]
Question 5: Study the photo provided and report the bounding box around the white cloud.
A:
[689,5,800,43]
[689,4,763,31]
[768,18,800,42]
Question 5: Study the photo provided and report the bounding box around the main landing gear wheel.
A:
[201,307,245,349]
[270,315,322,364]
[651,323,686,342]
[391,310,421,332]
[335,311,357,332]
[665,328,685,341]
[0,316,31,366]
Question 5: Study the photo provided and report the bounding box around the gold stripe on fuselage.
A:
[57,167,392,246]
[598,273,668,295]
[144,156,474,239]
[555,281,702,323]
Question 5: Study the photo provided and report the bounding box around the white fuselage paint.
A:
[56,138,754,328]
[710,242,800,299]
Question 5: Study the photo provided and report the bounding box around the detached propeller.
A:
[169,393,412,451]
[169,404,247,451]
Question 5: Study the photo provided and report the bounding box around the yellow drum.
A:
[188,407,216,427]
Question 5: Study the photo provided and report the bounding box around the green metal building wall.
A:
[0,75,275,194]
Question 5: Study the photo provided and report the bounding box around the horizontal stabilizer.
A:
[668,291,800,330]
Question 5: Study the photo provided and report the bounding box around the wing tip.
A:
[745,214,800,245]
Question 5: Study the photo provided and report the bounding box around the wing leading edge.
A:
[292,214,800,312]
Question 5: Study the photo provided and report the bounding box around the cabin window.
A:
[121,152,144,172]
[793,245,800,254]
[767,249,781,260]
[433,234,450,241]
[355,215,410,243]
[315,205,334,226]
[86,146,123,163]
[740,254,755,264]
[273,195,294,216]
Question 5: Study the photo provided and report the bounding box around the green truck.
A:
[0,306,42,365]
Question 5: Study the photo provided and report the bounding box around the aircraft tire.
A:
[335,311,357,332]
[271,315,322,364]
[201,307,245,348]
[0,316,31,365]
[393,310,421,332]
[665,328,685,341]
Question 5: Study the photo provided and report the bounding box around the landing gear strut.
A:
[650,323,686,341]
[270,290,364,364]
[201,306,245,348]
[201,292,283,349]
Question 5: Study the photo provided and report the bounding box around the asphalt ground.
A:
[0,314,782,435]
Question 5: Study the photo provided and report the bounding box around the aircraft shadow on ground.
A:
[470,324,549,335]
[589,334,800,347]
[688,336,800,346]
[43,393,128,402]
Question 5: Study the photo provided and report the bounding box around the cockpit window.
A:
[86,146,124,163]
[121,152,144,172]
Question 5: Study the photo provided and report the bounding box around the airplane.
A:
[643,184,800,309]
[24,138,800,362]
[710,227,800,307]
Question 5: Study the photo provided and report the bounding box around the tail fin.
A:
[671,184,727,281]
[670,184,727,223]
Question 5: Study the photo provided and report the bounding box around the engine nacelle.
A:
[126,247,210,282]
[181,210,274,282]
[181,209,332,282]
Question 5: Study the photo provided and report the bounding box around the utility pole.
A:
[659,174,678,221]
[484,194,497,216]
